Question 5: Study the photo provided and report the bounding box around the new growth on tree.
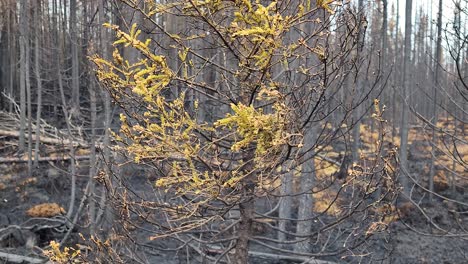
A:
[91,0,398,262]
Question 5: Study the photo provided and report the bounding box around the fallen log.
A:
[0,129,88,148]
[0,251,49,264]
[0,155,90,163]
[249,251,337,263]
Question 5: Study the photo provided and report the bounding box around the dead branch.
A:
[248,251,337,264]
[0,251,49,264]
[0,129,88,148]
[0,155,90,163]
[316,153,342,167]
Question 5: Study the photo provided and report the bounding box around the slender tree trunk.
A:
[351,0,365,163]
[55,16,77,218]
[235,193,254,264]
[89,0,111,233]
[294,126,317,253]
[278,169,293,246]
[0,5,9,109]
[34,1,43,168]
[234,147,255,263]
[52,0,60,125]
[428,0,443,202]
[26,23,33,176]
[86,0,98,233]
[294,3,322,252]
[382,0,388,78]
[88,77,97,233]
[19,0,28,153]
[19,0,33,176]
[100,0,112,233]
[375,0,388,200]
[277,3,301,245]
[399,0,413,196]
[60,68,77,220]
[233,88,256,264]
[70,0,80,116]
[8,5,16,113]
[392,0,400,141]
[450,2,462,191]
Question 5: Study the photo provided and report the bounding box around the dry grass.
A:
[312,190,342,216]
[371,204,400,224]
[15,177,38,193]
[26,203,65,217]
[314,158,339,180]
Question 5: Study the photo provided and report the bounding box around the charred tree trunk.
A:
[235,191,254,264]
[70,0,80,116]
[428,0,443,202]
[19,0,28,153]
[399,0,413,196]
[33,1,43,168]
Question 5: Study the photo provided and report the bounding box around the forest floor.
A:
[0,121,467,263]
